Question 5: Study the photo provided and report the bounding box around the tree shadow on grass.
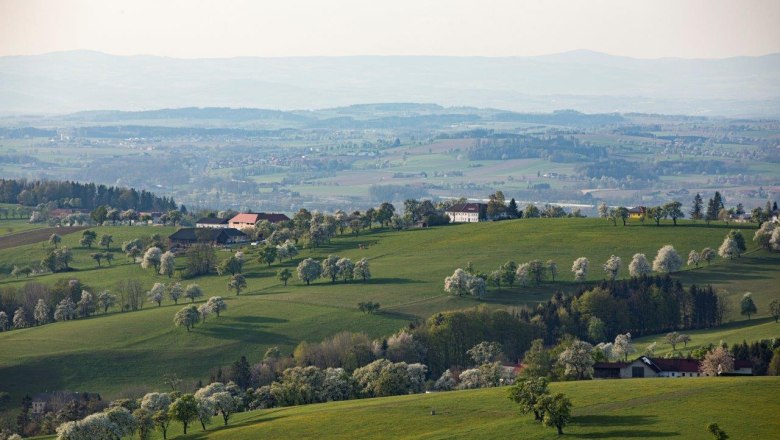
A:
[184,412,292,439]
[375,309,420,321]
[362,277,420,285]
[572,415,679,438]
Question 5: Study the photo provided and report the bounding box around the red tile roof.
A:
[229,212,290,225]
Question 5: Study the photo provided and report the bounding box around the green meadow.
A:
[133,377,780,439]
[0,218,778,401]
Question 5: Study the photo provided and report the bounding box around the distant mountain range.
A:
[1,50,779,116]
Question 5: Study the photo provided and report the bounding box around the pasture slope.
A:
[0,218,778,403]
[155,378,780,439]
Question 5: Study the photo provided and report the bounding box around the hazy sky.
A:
[1,0,779,59]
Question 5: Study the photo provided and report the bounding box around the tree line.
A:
[0,178,177,212]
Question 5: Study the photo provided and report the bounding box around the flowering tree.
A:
[718,236,739,260]
[142,247,163,271]
[687,250,701,268]
[168,283,184,304]
[297,258,322,285]
[54,298,76,322]
[558,340,594,379]
[699,346,734,376]
[34,299,49,325]
[571,257,589,282]
[516,263,530,286]
[336,258,355,283]
[602,255,621,281]
[97,291,117,313]
[148,283,166,306]
[159,251,176,278]
[444,268,470,296]
[652,245,682,273]
[353,257,371,282]
[173,306,200,332]
[228,274,247,296]
[321,255,341,283]
[612,333,635,362]
[205,296,227,318]
[701,247,716,265]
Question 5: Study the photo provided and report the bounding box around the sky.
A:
[1,0,779,59]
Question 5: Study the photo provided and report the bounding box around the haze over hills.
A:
[1,50,779,116]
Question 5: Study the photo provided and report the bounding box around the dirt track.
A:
[0,226,89,250]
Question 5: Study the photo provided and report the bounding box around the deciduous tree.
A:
[159,251,176,278]
[602,255,621,281]
[184,284,203,303]
[740,292,757,319]
[571,257,589,282]
[277,268,292,286]
[297,258,321,285]
[148,283,166,306]
[173,306,200,332]
[168,394,198,435]
[699,346,734,376]
[652,245,682,273]
[557,340,594,380]
[228,274,247,296]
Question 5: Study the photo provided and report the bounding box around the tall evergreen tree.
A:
[690,193,703,221]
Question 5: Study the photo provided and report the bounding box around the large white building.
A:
[445,203,486,223]
[594,356,753,379]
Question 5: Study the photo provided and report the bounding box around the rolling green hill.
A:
[150,377,780,439]
[0,218,778,401]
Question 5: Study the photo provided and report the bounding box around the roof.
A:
[196,217,229,225]
[445,203,485,213]
[643,357,700,373]
[628,206,646,214]
[169,228,246,242]
[230,212,290,224]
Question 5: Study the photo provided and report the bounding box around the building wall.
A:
[619,361,658,378]
[196,223,228,229]
[447,212,480,223]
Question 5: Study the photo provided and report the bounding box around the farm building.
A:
[168,227,247,247]
[628,206,646,219]
[195,217,230,228]
[594,356,752,379]
[228,212,290,229]
[445,203,487,223]
[31,392,102,415]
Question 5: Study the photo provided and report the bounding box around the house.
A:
[195,217,230,229]
[594,356,752,379]
[228,212,290,229]
[31,392,101,415]
[168,227,247,247]
[627,206,646,219]
[445,203,487,223]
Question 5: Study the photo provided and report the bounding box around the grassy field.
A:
[0,219,45,237]
[0,218,778,401]
[634,317,780,356]
[121,377,780,439]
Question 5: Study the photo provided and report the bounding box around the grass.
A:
[0,219,45,237]
[634,317,780,356]
[0,218,778,402]
[131,377,780,439]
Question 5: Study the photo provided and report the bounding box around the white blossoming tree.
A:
[652,245,682,273]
